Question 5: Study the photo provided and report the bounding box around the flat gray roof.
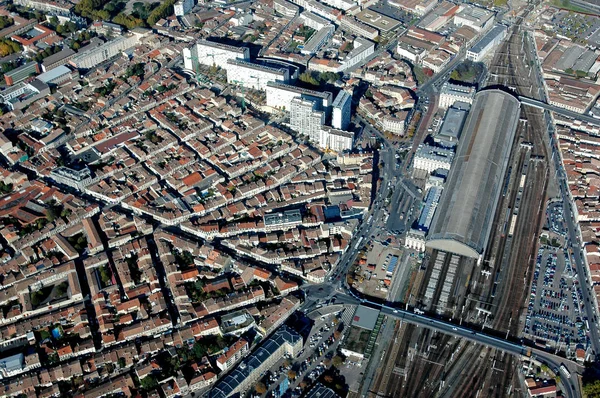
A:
[469,24,507,54]
[352,305,379,330]
[426,90,520,258]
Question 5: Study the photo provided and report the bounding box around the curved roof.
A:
[426,90,520,258]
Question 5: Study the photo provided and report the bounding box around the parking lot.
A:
[523,245,588,357]
[261,307,353,397]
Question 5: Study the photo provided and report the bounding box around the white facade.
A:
[266,82,332,111]
[70,34,139,69]
[413,144,454,173]
[453,5,494,32]
[340,37,375,71]
[466,24,507,62]
[340,16,379,40]
[185,40,250,71]
[301,25,334,55]
[321,126,354,152]
[174,0,194,16]
[439,82,475,109]
[332,90,352,130]
[319,0,355,10]
[405,229,426,252]
[300,11,330,30]
[382,115,405,135]
[224,60,289,91]
[273,0,299,17]
[290,98,325,144]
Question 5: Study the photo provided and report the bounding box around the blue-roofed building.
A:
[0,353,24,378]
[209,325,303,397]
[416,186,443,231]
[467,24,507,62]
[386,255,399,275]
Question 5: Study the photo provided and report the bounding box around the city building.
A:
[215,338,249,371]
[413,144,455,173]
[332,90,352,130]
[355,8,402,33]
[183,40,250,71]
[288,0,339,21]
[300,11,330,30]
[4,62,40,86]
[208,326,302,398]
[290,98,325,144]
[266,81,332,112]
[416,186,443,231]
[273,0,300,17]
[41,47,76,72]
[405,229,426,251]
[340,37,375,71]
[13,0,73,15]
[320,126,354,152]
[69,34,140,69]
[224,60,289,91]
[434,105,469,148]
[453,5,495,32]
[438,82,475,109]
[340,16,379,40]
[36,65,77,86]
[426,90,521,259]
[49,166,93,189]
[466,24,507,62]
[301,25,335,55]
[0,80,49,110]
[264,209,303,231]
[305,383,341,398]
[174,0,195,16]
[319,0,354,10]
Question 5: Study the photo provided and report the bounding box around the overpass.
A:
[519,95,600,126]
[334,291,581,397]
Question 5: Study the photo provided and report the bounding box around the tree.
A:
[140,375,158,390]
[332,355,344,367]
[333,330,341,340]
[299,71,319,87]
[324,375,334,383]
[583,379,600,397]
[147,0,175,26]
[287,370,297,380]
[254,382,267,394]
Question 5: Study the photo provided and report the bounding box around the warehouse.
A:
[426,90,520,259]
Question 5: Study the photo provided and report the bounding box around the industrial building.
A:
[208,326,302,398]
[36,65,77,86]
[183,40,250,71]
[224,60,289,91]
[332,90,352,130]
[467,24,507,62]
[438,82,475,109]
[266,82,332,112]
[426,90,521,259]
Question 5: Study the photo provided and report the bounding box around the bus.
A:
[560,364,571,379]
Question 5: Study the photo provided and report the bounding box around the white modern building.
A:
[340,37,375,71]
[290,98,325,144]
[340,16,379,40]
[273,0,299,17]
[454,5,495,32]
[224,60,289,91]
[381,113,407,135]
[299,11,330,30]
[332,90,352,130]
[413,144,455,173]
[301,25,335,55]
[183,40,250,71]
[266,82,332,112]
[288,0,339,21]
[69,34,140,69]
[320,126,354,152]
[466,24,507,62]
[174,0,194,16]
[438,82,475,109]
